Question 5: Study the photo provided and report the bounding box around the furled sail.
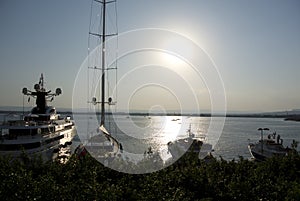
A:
[99,125,121,153]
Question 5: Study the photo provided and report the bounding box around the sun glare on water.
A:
[160,116,184,144]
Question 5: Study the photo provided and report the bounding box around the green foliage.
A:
[0,152,299,201]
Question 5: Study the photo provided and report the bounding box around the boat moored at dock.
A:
[167,124,213,160]
[248,128,290,161]
[0,74,76,162]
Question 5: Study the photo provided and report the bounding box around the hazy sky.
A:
[0,0,299,113]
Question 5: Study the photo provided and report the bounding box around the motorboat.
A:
[248,128,289,161]
[167,124,213,159]
[0,74,76,161]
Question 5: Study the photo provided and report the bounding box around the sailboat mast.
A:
[101,0,106,126]
[89,0,117,126]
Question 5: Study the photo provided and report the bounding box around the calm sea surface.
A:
[72,114,300,161]
[1,113,300,161]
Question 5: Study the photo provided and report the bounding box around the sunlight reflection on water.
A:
[73,115,300,161]
[1,113,300,161]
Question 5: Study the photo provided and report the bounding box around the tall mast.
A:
[101,0,106,126]
[89,0,117,127]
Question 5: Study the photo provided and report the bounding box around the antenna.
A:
[22,74,61,114]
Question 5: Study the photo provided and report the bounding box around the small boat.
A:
[167,124,213,159]
[0,74,76,162]
[248,128,289,161]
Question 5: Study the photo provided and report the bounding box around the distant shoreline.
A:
[1,110,300,121]
[284,116,300,122]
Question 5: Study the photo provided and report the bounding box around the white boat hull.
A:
[248,140,288,161]
[0,121,76,162]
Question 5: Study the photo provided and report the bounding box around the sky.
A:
[0,0,299,113]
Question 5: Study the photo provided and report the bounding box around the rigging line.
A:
[90,1,98,42]
[94,48,101,92]
[91,1,103,103]
[88,0,98,137]
[107,104,111,132]
[106,64,110,103]
[89,0,99,112]
[89,1,103,97]
[114,0,118,113]
[107,22,118,111]
[97,2,103,42]
[100,0,106,126]
[91,33,103,102]
[88,0,93,106]
[106,5,117,35]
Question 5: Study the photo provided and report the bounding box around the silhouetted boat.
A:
[167,124,213,159]
[0,74,75,161]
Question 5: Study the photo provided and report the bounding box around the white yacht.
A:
[248,128,289,161]
[0,74,76,161]
[167,124,213,159]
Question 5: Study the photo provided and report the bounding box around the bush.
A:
[0,152,299,200]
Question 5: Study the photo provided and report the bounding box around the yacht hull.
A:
[0,120,76,162]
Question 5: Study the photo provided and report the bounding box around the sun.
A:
[161,51,185,67]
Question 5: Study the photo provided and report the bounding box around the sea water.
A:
[1,113,299,161]
[73,114,300,161]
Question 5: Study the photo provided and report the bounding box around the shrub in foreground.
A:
[0,152,299,201]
